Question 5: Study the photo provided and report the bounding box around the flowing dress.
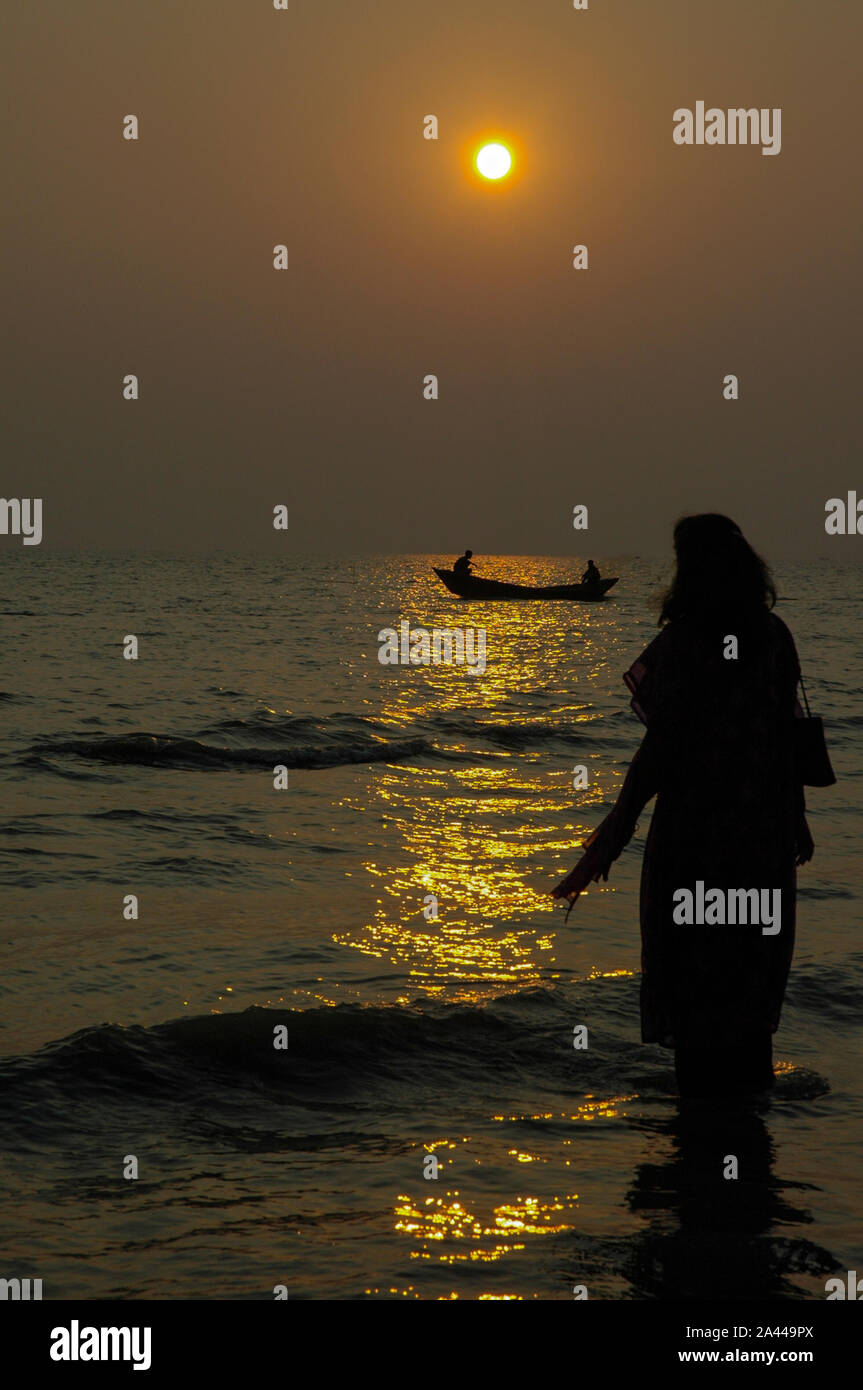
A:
[595,610,803,1050]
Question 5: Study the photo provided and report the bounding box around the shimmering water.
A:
[0,553,860,1299]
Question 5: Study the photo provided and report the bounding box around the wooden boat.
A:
[433,568,619,601]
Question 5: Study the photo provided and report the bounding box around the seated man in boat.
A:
[453,549,474,576]
[581,559,601,586]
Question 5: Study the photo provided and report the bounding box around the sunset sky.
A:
[6,0,862,557]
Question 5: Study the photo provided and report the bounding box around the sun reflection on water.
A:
[333,571,633,996]
[338,570,639,1295]
[395,1191,575,1264]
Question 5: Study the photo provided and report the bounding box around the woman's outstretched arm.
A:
[551,732,660,909]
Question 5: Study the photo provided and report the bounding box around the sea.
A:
[0,552,860,1300]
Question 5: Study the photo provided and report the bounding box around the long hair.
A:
[659,514,776,625]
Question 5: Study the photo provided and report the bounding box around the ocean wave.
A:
[29,730,431,771]
[0,991,605,1145]
[427,713,629,751]
[0,982,835,1150]
[23,705,635,774]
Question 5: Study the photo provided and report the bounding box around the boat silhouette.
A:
[433,568,619,601]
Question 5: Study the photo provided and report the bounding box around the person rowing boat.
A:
[453,549,474,576]
[581,559,601,586]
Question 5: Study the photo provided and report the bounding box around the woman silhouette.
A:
[553,515,814,1097]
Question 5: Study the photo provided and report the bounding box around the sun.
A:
[475,142,513,180]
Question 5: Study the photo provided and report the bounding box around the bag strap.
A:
[798,674,812,718]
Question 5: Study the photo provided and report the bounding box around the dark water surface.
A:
[0,553,860,1299]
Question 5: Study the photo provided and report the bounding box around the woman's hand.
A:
[795,816,814,865]
[551,852,606,901]
[551,814,624,917]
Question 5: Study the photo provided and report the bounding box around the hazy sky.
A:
[6,0,862,558]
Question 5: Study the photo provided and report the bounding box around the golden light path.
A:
[336,566,641,1299]
[381,1095,636,1293]
[333,583,628,998]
